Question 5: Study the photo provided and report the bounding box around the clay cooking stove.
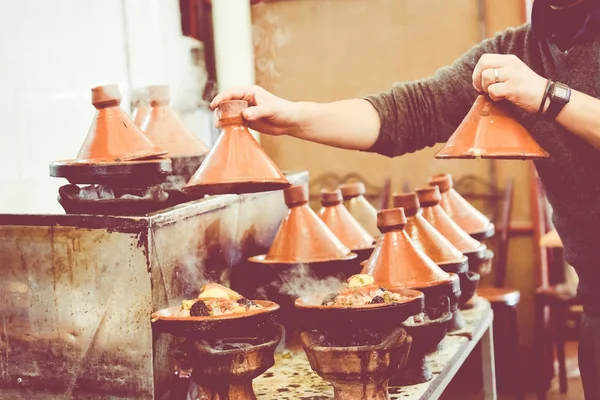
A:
[294,286,424,399]
[49,84,173,215]
[152,301,281,400]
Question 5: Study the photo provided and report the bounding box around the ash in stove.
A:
[311,328,392,348]
[199,336,267,351]
[213,342,253,351]
[79,184,114,200]
[61,184,168,202]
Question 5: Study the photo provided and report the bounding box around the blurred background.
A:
[0,0,580,398]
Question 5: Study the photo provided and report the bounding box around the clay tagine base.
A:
[301,327,412,400]
[170,324,283,400]
[49,158,171,188]
[391,311,452,386]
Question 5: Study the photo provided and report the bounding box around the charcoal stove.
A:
[48,84,184,216]
[152,301,281,400]
[301,327,412,400]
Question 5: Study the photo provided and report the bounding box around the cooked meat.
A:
[190,300,211,317]
[370,296,385,304]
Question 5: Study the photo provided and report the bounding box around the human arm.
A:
[473,53,600,150]
[210,27,527,156]
[210,87,381,150]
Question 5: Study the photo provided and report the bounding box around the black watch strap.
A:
[545,82,571,120]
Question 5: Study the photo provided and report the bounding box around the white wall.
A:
[0,0,205,214]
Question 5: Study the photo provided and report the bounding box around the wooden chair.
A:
[308,172,391,211]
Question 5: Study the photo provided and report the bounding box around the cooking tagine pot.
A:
[416,186,494,276]
[428,173,495,241]
[183,100,290,196]
[294,289,424,346]
[243,184,360,341]
[301,327,412,400]
[360,207,462,328]
[392,192,478,311]
[141,85,210,185]
[249,184,357,265]
[318,189,376,263]
[77,84,167,162]
[338,182,380,238]
[433,94,550,160]
[151,300,280,338]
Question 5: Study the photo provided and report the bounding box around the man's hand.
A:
[210,85,300,136]
[472,53,548,113]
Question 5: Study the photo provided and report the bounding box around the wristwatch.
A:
[545,81,571,120]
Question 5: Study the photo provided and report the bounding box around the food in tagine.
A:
[320,274,412,307]
[179,283,263,317]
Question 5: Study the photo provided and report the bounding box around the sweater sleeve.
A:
[362,26,528,157]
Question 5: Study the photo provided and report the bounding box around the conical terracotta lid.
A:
[140,85,210,158]
[249,184,356,264]
[428,173,495,238]
[434,95,549,160]
[392,192,467,269]
[131,87,152,127]
[361,207,452,291]
[338,182,380,238]
[416,187,486,256]
[76,84,166,162]
[183,100,290,195]
[317,189,375,251]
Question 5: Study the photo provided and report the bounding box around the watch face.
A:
[553,84,570,102]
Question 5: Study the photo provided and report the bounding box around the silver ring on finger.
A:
[494,68,500,83]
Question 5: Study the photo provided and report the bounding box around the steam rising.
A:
[260,264,344,302]
[252,3,291,88]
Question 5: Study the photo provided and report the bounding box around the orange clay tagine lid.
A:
[183,100,290,195]
[130,86,152,128]
[393,192,467,270]
[249,184,356,264]
[428,173,495,238]
[75,84,167,162]
[360,207,452,291]
[416,186,486,256]
[338,182,380,238]
[434,95,549,160]
[317,189,375,251]
[140,85,210,158]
